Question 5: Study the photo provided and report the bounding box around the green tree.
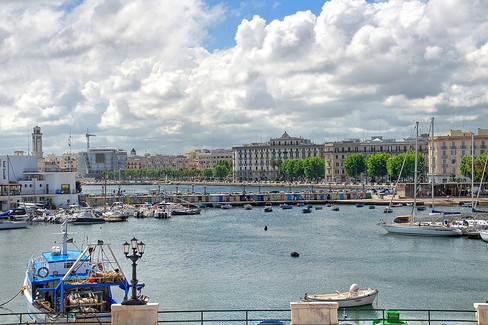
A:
[387,151,423,181]
[460,151,488,182]
[202,168,214,180]
[365,153,390,182]
[279,159,304,181]
[303,157,325,181]
[343,153,365,180]
[213,160,232,180]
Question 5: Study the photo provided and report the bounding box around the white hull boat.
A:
[381,221,462,236]
[0,219,28,230]
[480,230,488,242]
[301,284,378,307]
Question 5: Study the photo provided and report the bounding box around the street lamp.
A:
[122,237,146,305]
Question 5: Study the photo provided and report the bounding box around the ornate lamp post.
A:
[122,237,146,305]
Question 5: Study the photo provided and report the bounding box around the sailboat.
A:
[381,121,462,237]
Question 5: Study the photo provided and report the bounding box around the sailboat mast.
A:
[471,132,474,207]
[413,122,419,216]
[430,117,435,209]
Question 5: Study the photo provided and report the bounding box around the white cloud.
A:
[0,0,487,155]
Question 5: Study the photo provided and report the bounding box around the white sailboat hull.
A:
[479,230,488,242]
[381,223,462,236]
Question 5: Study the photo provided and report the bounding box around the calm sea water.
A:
[1,198,486,316]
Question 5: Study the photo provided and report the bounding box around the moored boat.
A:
[22,221,146,323]
[0,211,28,229]
[301,284,378,307]
[68,207,105,225]
[244,204,253,210]
[264,203,273,212]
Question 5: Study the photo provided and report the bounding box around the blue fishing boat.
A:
[22,221,146,323]
[280,204,293,209]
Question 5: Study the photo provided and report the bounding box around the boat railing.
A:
[0,307,478,325]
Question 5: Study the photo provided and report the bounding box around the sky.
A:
[0,0,487,156]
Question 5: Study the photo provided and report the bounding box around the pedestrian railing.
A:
[0,307,478,325]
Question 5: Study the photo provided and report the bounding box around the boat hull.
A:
[0,220,28,229]
[480,230,488,242]
[381,223,462,236]
[303,289,378,308]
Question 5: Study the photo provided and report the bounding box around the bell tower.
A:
[32,126,43,159]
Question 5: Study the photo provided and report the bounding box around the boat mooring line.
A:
[0,286,25,307]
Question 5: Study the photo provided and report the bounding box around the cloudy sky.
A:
[0,0,486,156]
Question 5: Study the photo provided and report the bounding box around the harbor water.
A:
[0,184,487,315]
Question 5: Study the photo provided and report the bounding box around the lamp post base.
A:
[121,298,146,306]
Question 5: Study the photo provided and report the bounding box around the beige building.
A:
[232,132,324,182]
[429,128,488,183]
[324,135,428,183]
[194,149,233,169]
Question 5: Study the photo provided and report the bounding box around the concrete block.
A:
[474,303,488,325]
[290,301,339,325]
[111,303,159,325]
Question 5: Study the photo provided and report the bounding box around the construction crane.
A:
[85,129,96,175]
[86,129,96,150]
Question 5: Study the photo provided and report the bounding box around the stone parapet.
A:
[290,301,339,325]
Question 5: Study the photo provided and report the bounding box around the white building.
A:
[0,154,78,210]
[232,132,324,182]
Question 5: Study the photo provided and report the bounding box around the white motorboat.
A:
[301,284,378,307]
[0,212,28,229]
[68,207,106,225]
[8,207,30,221]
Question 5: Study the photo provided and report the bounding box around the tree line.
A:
[343,151,488,183]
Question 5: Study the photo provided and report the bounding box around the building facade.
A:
[86,148,128,173]
[0,154,78,210]
[195,149,233,169]
[429,128,488,183]
[323,135,428,183]
[232,132,324,182]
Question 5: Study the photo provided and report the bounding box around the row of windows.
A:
[332,146,413,153]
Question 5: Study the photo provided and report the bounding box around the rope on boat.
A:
[0,286,25,307]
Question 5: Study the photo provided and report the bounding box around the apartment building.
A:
[232,132,324,182]
[323,135,428,183]
[194,149,233,169]
[429,128,488,183]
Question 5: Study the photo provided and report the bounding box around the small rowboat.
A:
[301,284,378,308]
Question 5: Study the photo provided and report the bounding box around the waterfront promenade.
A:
[81,180,487,209]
